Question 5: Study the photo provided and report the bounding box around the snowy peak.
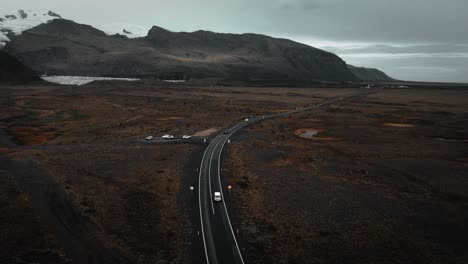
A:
[0,9,61,47]
[95,23,150,39]
[0,9,149,47]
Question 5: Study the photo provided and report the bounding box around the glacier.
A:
[41,76,140,86]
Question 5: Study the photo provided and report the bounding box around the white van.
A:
[214,192,222,202]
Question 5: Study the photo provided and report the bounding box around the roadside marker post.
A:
[190,185,195,198]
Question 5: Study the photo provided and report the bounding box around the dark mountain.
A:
[347,65,395,82]
[4,19,358,84]
[0,51,39,83]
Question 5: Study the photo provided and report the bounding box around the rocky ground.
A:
[1,82,467,263]
[225,87,468,264]
[0,81,356,263]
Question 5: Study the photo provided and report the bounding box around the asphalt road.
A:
[197,89,380,264]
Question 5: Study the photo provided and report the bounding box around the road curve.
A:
[197,89,381,264]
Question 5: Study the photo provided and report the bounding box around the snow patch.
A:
[42,76,140,86]
[0,31,9,42]
[0,9,60,46]
[1,9,150,44]
[96,23,150,38]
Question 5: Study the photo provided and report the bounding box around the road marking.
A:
[198,89,379,264]
[208,137,223,215]
[198,143,212,264]
[216,135,246,264]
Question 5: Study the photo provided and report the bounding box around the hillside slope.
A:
[0,51,39,83]
[348,65,395,82]
[4,19,357,83]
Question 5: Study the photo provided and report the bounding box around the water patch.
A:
[302,130,318,138]
[42,76,140,86]
[295,128,319,139]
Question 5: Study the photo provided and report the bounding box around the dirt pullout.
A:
[193,128,218,137]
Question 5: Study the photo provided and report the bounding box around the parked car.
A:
[162,134,174,139]
[182,135,191,139]
[146,136,154,140]
[214,192,222,202]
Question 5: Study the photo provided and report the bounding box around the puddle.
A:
[295,128,320,139]
[383,123,415,128]
[302,130,319,138]
[294,128,341,141]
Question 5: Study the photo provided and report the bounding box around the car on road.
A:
[162,134,174,139]
[145,136,154,140]
[182,135,191,139]
[214,192,222,202]
[244,118,249,121]
[224,130,230,134]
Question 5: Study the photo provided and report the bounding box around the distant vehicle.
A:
[244,118,249,121]
[162,134,174,139]
[214,192,222,202]
[182,135,191,139]
[224,130,230,134]
[145,136,154,140]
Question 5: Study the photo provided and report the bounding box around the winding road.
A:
[197,89,380,264]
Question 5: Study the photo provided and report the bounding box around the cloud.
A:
[278,0,320,11]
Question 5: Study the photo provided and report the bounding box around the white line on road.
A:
[198,143,212,264]
[208,137,223,215]
[217,134,246,264]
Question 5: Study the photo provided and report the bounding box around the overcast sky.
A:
[3,0,468,82]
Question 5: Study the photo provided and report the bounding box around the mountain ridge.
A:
[1,11,395,83]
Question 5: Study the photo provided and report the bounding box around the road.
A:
[197,89,380,264]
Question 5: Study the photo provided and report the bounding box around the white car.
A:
[244,118,249,122]
[145,136,154,140]
[214,192,222,202]
[162,134,174,139]
[182,135,191,139]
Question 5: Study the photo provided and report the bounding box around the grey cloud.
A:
[323,43,468,55]
[279,1,321,11]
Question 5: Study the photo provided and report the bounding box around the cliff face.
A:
[4,19,357,83]
[0,51,39,83]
